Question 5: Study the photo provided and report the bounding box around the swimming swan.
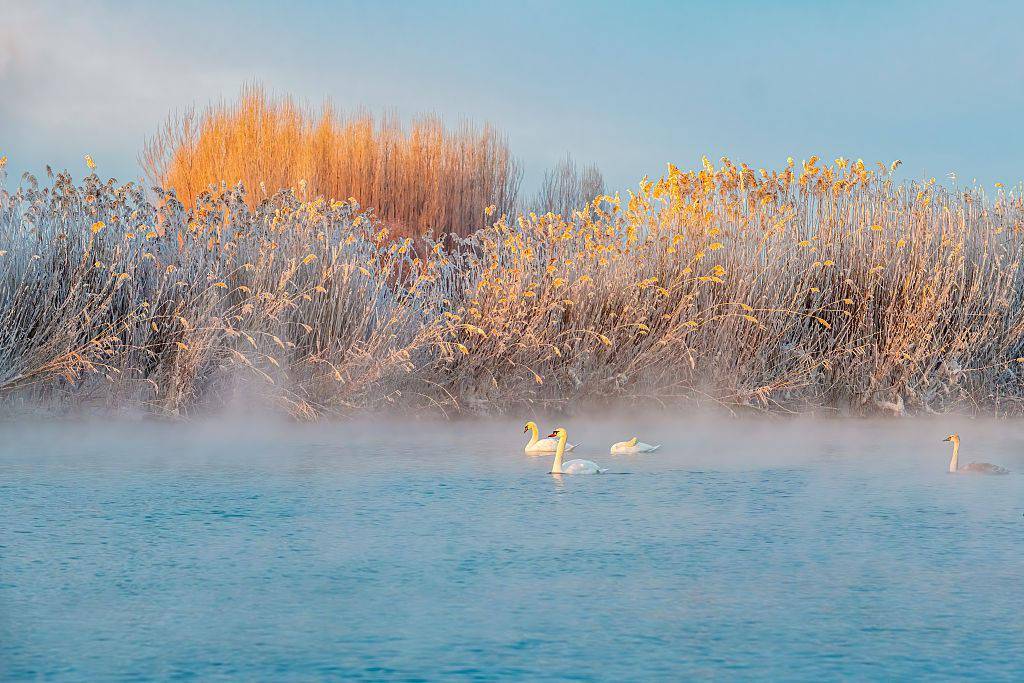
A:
[944,433,1009,474]
[548,428,607,474]
[524,421,577,455]
[610,437,661,455]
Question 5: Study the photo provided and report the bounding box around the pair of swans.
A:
[944,433,1009,475]
[525,423,606,474]
[523,421,660,456]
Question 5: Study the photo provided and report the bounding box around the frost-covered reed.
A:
[2,155,1023,418]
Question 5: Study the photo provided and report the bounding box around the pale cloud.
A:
[0,2,255,181]
[2,0,1022,190]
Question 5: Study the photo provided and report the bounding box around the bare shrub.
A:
[141,84,522,239]
[533,154,605,217]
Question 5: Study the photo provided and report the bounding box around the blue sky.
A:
[2,0,1022,194]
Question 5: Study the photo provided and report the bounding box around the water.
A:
[2,417,1023,680]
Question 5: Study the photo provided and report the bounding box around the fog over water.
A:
[2,416,1023,679]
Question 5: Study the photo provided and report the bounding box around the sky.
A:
[2,0,1023,195]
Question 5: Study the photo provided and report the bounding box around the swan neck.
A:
[949,441,959,473]
[551,432,566,473]
[526,423,539,447]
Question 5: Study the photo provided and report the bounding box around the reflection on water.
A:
[1,417,1023,679]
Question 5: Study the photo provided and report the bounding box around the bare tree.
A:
[533,154,605,216]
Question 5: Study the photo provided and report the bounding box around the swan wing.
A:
[611,441,660,454]
[560,459,605,474]
[525,437,560,454]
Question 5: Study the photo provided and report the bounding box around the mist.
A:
[4,414,1022,679]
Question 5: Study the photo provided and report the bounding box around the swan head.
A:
[628,437,638,447]
[546,428,567,440]
[943,433,959,444]
[524,421,537,434]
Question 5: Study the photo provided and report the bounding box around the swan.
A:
[547,428,607,474]
[944,433,1009,474]
[610,437,661,455]
[523,421,577,455]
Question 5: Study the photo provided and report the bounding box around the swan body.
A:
[547,428,607,475]
[944,433,1009,475]
[610,437,661,455]
[523,421,577,455]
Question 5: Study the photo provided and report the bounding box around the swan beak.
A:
[942,436,951,442]
[546,431,558,438]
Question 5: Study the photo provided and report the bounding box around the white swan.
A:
[548,428,607,475]
[610,437,661,455]
[524,421,577,455]
[944,433,1009,474]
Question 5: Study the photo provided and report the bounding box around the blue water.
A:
[2,419,1023,680]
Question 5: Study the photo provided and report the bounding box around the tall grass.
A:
[2,154,1023,419]
[142,85,522,238]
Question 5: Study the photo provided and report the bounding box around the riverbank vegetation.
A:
[142,85,523,239]
[2,152,1023,418]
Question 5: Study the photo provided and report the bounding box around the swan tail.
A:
[649,444,661,452]
[567,443,578,452]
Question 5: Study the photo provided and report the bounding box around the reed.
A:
[2,154,1023,419]
[142,85,522,238]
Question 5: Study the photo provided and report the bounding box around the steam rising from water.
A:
[4,414,1023,472]
[2,416,1022,679]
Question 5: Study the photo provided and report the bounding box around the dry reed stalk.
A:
[2,154,1023,418]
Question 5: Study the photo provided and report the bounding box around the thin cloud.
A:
[0,2,252,180]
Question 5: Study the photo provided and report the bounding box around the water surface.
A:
[2,418,1023,680]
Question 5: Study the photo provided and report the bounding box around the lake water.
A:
[2,417,1023,680]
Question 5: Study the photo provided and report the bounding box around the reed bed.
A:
[142,85,522,238]
[2,155,1023,419]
